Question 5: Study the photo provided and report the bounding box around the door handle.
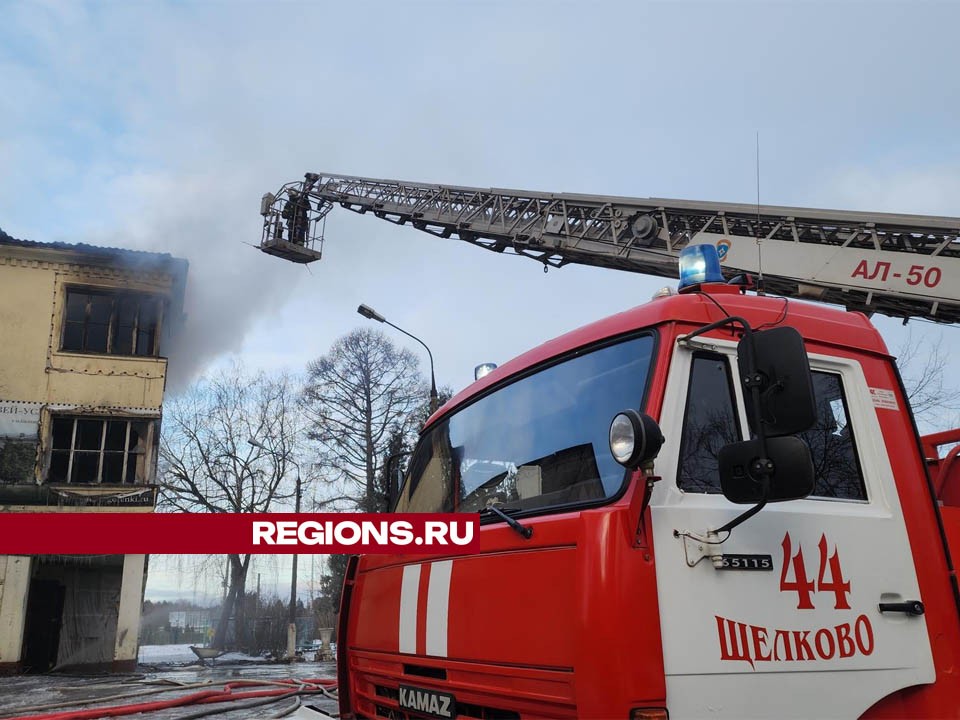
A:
[878,600,925,616]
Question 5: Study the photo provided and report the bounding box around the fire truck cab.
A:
[259,171,960,719]
[334,278,960,719]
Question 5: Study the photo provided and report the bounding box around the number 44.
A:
[780,533,852,610]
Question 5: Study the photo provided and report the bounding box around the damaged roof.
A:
[0,226,187,270]
[0,227,189,333]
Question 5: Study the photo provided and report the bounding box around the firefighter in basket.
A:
[282,188,310,245]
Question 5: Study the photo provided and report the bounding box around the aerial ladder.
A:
[260,172,960,323]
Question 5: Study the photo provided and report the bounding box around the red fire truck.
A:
[261,174,960,719]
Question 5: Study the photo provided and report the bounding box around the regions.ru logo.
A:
[716,239,731,263]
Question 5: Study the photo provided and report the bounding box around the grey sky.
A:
[2,0,958,599]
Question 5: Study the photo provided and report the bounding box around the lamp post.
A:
[248,437,301,660]
[357,303,438,413]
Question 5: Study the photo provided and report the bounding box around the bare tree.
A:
[302,328,428,513]
[375,386,455,511]
[896,329,960,431]
[158,364,309,649]
[320,387,455,615]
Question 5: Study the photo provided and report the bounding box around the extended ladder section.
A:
[260,173,960,323]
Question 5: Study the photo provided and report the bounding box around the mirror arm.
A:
[679,314,751,344]
[715,491,769,534]
[682,313,772,461]
[682,314,770,447]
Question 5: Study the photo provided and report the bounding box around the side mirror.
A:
[719,436,814,504]
[681,315,817,534]
[609,410,664,469]
[738,327,816,437]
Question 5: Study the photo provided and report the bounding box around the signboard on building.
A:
[0,401,41,437]
[50,487,157,507]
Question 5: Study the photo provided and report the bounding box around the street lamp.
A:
[248,437,302,660]
[357,303,439,413]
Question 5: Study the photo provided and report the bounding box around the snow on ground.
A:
[217,651,269,663]
[138,644,268,665]
[138,643,196,664]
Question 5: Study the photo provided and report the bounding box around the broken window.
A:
[61,289,163,357]
[48,417,151,485]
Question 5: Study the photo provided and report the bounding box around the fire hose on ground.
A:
[0,680,216,717]
[8,678,338,720]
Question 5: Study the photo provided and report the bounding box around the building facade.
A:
[0,229,187,673]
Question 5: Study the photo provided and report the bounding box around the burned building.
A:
[0,229,187,673]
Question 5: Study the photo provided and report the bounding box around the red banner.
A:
[0,513,479,554]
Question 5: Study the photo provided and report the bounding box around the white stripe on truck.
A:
[426,560,453,657]
[399,564,421,654]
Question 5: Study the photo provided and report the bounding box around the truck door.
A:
[649,339,935,719]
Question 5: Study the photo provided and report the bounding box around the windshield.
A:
[395,335,655,514]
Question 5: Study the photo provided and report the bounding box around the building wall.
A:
[0,252,173,411]
[0,242,186,673]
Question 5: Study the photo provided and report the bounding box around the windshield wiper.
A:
[479,506,533,539]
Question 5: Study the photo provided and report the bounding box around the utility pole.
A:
[288,472,302,660]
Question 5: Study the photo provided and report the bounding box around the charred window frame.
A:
[61,288,164,357]
[48,416,152,485]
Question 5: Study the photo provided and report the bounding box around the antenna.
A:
[755,131,765,296]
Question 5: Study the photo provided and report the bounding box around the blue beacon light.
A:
[678,244,724,290]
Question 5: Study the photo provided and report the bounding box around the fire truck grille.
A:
[363,684,521,719]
